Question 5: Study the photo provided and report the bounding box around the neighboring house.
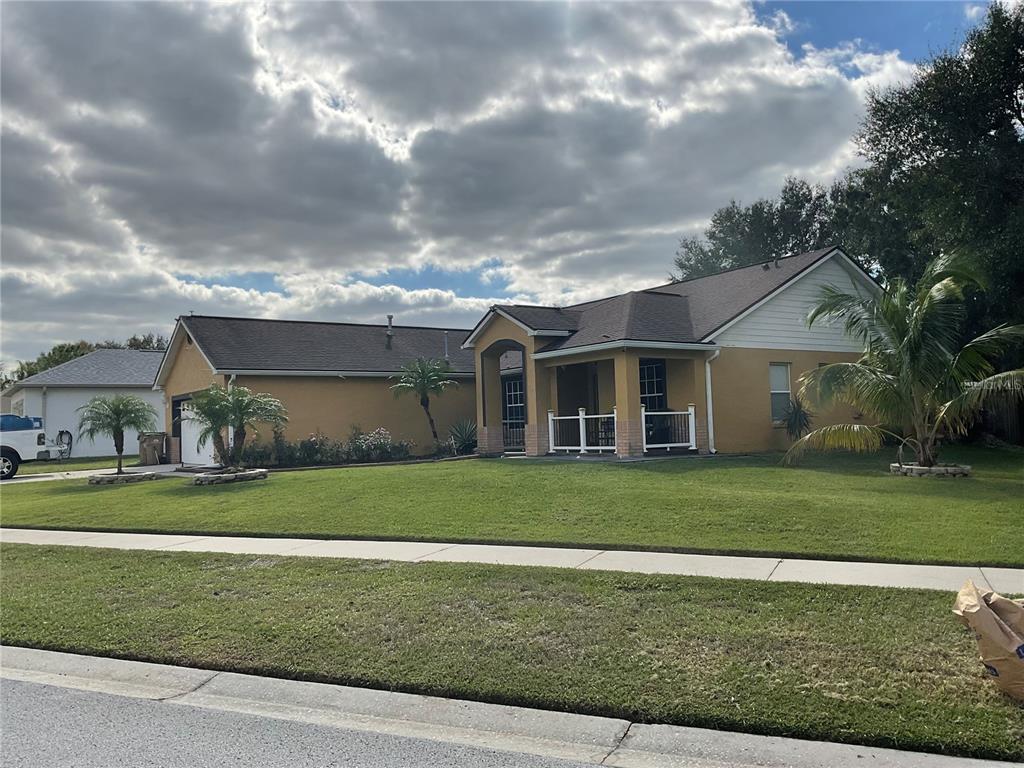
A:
[0,349,166,457]
[153,316,476,464]
[463,246,876,457]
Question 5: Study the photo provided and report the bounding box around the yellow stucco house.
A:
[154,316,476,464]
[155,246,873,464]
[463,246,876,457]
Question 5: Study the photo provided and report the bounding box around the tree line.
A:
[673,4,1023,341]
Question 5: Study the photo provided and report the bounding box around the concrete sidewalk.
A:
[0,646,1014,768]
[2,527,1021,592]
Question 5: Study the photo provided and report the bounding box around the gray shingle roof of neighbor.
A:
[485,247,847,354]
[181,316,475,374]
[3,349,165,394]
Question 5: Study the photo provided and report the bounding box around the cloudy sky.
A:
[1,1,986,365]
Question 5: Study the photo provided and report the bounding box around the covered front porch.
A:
[545,354,701,455]
[475,339,711,458]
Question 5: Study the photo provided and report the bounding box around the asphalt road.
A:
[0,679,592,768]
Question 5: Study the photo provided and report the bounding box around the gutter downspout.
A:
[41,386,48,430]
[704,350,720,454]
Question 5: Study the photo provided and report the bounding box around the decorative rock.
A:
[889,463,972,477]
[88,472,159,485]
[193,468,269,486]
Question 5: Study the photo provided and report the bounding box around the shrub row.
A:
[240,426,414,468]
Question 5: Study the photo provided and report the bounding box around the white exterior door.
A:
[179,405,216,466]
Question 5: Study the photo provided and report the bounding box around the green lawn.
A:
[16,455,124,475]
[2,544,1020,761]
[1,445,1021,566]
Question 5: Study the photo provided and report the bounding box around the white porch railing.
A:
[642,404,697,451]
[548,408,617,453]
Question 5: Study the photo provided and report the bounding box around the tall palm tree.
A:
[391,358,458,443]
[187,384,288,466]
[786,253,1024,466]
[77,394,158,474]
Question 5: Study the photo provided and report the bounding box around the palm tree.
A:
[187,384,288,466]
[786,253,1024,467]
[77,394,158,474]
[391,358,458,443]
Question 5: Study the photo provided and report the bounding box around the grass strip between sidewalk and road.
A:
[1,544,1021,761]
[1,446,1022,566]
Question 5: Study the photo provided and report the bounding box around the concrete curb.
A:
[2,527,1022,593]
[1,646,1015,767]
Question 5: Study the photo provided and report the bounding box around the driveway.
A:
[4,464,182,484]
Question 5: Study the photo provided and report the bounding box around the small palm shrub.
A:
[391,358,458,442]
[187,384,288,466]
[783,396,814,440]
[448,420,477,455]
[787,253,1024,466]
[77,394,158,474]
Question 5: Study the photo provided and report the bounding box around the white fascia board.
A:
[153,322,187,387]
[154,319,220,387]
[701,247,878,343]
[532,339,718,360]
[220,369,474,378]
[461,310,495,349]
[833,251,883,295]
[462,308,572,349]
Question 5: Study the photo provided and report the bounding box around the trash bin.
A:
[138,432,166,466]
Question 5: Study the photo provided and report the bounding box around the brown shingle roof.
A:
[646,247,836,341]
[182,316,474,374]
[484,247,853,354]
[497,305,582,331]
[534,291,694,353]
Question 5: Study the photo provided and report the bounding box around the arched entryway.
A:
[477,339,527,454]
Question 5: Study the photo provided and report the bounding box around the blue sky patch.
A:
[177,272,282,294]
[760,1,983,62]
[352,262,514,299]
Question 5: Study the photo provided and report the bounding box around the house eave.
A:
[154,318,219,388]
[532,339,719,360]
[700,247,880,343]
[461,307,572,349]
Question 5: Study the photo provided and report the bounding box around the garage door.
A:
[179,404,217,466]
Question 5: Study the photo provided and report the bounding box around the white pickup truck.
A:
[0,414,58,480]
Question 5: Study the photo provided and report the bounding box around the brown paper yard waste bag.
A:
[952,580,1024,701]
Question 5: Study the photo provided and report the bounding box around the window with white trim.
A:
[769,363,791,422]
[639,358,667,411]
[502,376,524,424]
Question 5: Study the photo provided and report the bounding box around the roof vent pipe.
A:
[773,255,781,268]
[443,330,449,359]
[386,314,394,349]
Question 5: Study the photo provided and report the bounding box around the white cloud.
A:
[965,3,987,21]
[0,1,917,364]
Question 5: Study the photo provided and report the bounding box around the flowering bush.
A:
[347,427,412,463]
